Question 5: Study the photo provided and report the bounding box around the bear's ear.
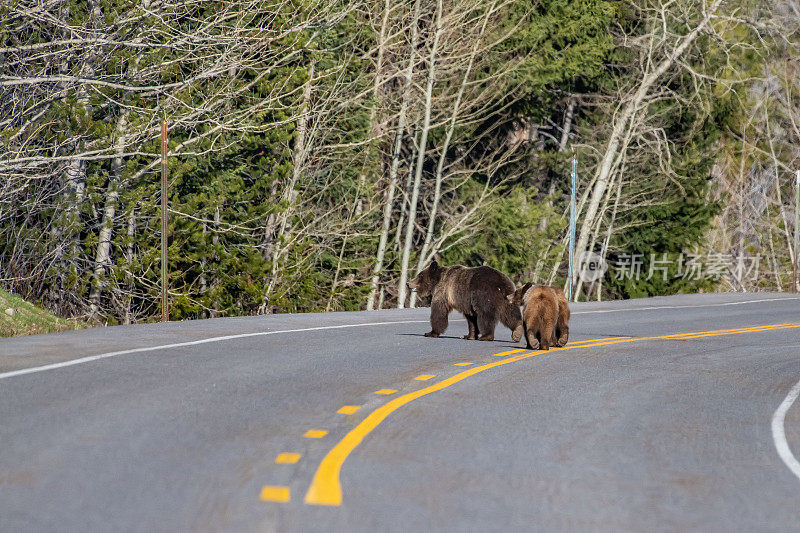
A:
[518,282,533,303]
[429,258,439,273]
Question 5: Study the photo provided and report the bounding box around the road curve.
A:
[2,293,800,532]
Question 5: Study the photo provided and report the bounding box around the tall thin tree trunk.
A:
[123,208,135,324]
[765,194,782,289]
[548,234,569,285]
[395,126,418,251]
[558,98,576,152]
[409,0,495,308]
[765,109,796,284]
[734,129,748,290]
[89,110,128,319]
[367,0,420,310]
[536,98,576,277]
[211,207,220,318]
[596,174,623,301]
[200,220,209,319]
[327,238,348,311]
[263,60,315,312]
[572,124,631,300]
[397,0,444,309]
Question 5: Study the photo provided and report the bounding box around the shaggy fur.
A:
[508,283,570,350]
[550,286,570,347]
[408,259,523,342]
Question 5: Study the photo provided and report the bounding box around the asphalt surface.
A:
[2,292,800,532]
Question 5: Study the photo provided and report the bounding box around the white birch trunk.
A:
[367,0,420,310]
[263,61,315,311]
[123,209,135,324]
[409,1,496,308]
[764,110,796,282]
[397,0,444,309]
[88,110,128,319]
[596,173,624,301]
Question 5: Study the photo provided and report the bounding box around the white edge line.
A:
[771,376,800,481]
[572,297,800,315]
[0,320,429,381]
[3,296,799,381]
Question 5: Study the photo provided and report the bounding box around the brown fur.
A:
[507,284,570,350]
[408,259,523,342]
[550,286,570,347]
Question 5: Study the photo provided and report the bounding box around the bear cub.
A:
[408,259,523,342]
[508,283,570,350]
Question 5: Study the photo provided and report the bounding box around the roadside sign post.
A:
[161,120,169,321]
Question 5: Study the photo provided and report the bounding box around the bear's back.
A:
[468,266,515,295]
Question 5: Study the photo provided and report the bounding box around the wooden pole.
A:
[161,120,169,321]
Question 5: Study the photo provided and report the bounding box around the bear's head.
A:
[506,281,533,306]
[408,258,443,296]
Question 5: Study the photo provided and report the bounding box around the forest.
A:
[1,0,799,324]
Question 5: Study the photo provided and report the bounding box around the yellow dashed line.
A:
[414,374,436,381]
[304,429,328,439]
[337,405,361,415]
[454,362,473,366]
[260,486,290,502]
[275,453,301,464]
[374,389,397,395]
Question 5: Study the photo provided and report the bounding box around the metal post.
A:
[794,170,799,293]
[568,154,576,301]
[161,120,169,321]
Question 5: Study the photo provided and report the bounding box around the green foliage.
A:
[1,0,752,324]
[501,0,620,114]
[442,186,566,284]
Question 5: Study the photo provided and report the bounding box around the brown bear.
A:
[508,283,570,350]
[408,259,523,342]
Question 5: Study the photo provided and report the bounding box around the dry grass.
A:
[0,289,85,337]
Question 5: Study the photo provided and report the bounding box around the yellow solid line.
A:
[568,336,633,344]
[374,389,397,395]
[303,322,800,506]
[676,324,796,339]
[337,405,361,415]
[492,349,526,357]
[414,374,436,381]
[275,452,301,464]
[304,429,328,439]
[260,486,290,502]
[454,362,473,367]
[510,337,632,351]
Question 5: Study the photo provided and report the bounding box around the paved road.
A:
[2,293,800,532]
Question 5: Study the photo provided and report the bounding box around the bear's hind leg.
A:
[477,311,498,341]
[525,326,539,350]
[556,325,569,347]
[538,329,550,351]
